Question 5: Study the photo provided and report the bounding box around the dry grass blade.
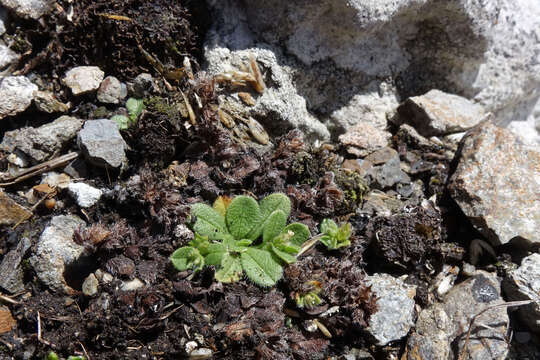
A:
[249,54,266,93]
[0,152,78,187]
[180,90,196,125]
[98,13,132,21]
[458,299,534,360]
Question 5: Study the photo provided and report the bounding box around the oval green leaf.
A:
[226,196,261,239]
[170,246,203,271]
[215,254,243,283]
[191,203,226,240]
[241,248,283,287]
[262,210,287,243]
[284,223,311,247]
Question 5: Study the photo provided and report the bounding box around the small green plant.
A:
[295,280,323,309]
[319,219,352,250]
[111,98,144,130]
[45,353,84,360]
[171,193,311,287]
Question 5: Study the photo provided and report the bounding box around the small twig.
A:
[79,341,90,360]
[159,305,183,320]
[37,311,52,346]
[0,152,78,187]
[298,235,322,257]
[458,300,534,360]
[0,293,20,305]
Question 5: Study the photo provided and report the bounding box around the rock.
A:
[0,190,31,225]
[448,121,540,245]
[0,44,20,69]
[0,237,31,293]
[30,215,86,294]
[77,119,127,169]
[0,115,83,163]
[503,253,540,333]
[0,76,37,119]
[371,156,410,189]
[0,7,7,36]
[97,76,127,104]
[82,273,99,296]
[365,273,416,346]
[205,47,330,141]
[0,306,16,335]
[129,73,154,98]
[338,123,391,156]
[0,0,52,19]
[67,182,102,208]
[208,0,540,142]
[189,348,213,359]
[62,66,104,95]
[63,158,89,179]
[398,90,487,136]
[359,191,404,217]
[33,91,70,113]
[406,271,509,360]
[120,278,144,291]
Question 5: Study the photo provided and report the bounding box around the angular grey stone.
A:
[365,273,416,346]
[0,0,52,19]
[97,76,127,104]
[372,156,410,189]
[503,253,540,333]
[30,215,85,294]
[398,90,487,136]
[406,271,509,360]
[0,44,20,69]
[0,190,32,225]
[62,66,104,95]
[449,121,540,245]
[68,182,102,208]
[0,237,30,293]
[339,122,391,155]
[0,76,37,119]
[0,116,84,163]
[129,73,154,98]
[33,90,70,113]
[77,119,127,169]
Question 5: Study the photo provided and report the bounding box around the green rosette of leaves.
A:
[170,193,311,287]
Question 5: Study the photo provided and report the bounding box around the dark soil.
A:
[0,1,535,360]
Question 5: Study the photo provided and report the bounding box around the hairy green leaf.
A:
[226,196,261,239]
[126,97,144,121]
[204,243,227,265]
[283,223,311,247]
[191,203,226,240]
[262,210,287,243]
[170,246,204,271]
[215,254,243,283]
[111,115,131,130]
[246,193,291,240]
[271,244,297,264]
[241,248,283,287]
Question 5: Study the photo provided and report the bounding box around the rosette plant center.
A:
[171,193,311,287]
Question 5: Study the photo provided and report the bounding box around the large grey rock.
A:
[0,0,52,19]
[207,0,540,142]
[398,89,487,136]
[30,215,85,294]
[0,237,31,293]
[77,119,127,169]
[503,253,540,333]
[0,115,83,163]
[62,66,104,95]
[0,44,20,69]
[448,121,540,245]
[205,47,330,141]
[0,76,37,119]
[365,273,416,346]
[406,271,509,360]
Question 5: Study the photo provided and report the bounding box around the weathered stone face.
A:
[448,121,540,245]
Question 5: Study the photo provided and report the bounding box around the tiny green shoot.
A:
[319,219,352,250]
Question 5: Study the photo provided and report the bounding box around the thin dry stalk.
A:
[458,299,534,360]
